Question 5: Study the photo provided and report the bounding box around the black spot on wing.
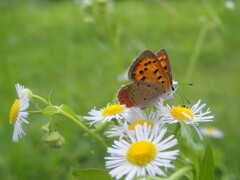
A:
[139,70,144,74]
[157,76,162,80]
[153,69,159,74]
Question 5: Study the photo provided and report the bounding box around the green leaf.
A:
[60,104,79,120]
[167,166,193,180]
[71,168,113,180]
[199,142,214,180]
[59,104,108,149]
[41,106,59,116]
[177,122,203,176]
[173,159,193,179]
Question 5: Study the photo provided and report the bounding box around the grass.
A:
[0,0,240,179]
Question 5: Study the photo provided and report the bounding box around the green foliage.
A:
[176,122,202,177]
[59,104,79,120]
[174,122,215,179]
[200,142,214,180]
[42,106,59,116]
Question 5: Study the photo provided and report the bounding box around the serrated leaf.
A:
[199,142,214,180]
[71,168,113,180]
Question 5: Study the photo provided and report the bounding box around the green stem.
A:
[185,22,209,81]
[30,95,107,148]
[167,166,193,180]
[28,111,42,115]
[32,95,50,105]
[59,110,108,149]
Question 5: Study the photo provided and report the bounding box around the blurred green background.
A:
[1,0,239,179]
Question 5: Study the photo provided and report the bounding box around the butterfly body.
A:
[118,49,174,108]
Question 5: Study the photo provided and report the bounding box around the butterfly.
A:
[118,48,175,108]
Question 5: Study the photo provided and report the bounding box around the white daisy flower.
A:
[160,100,214,140]
[107,107,161,138]
[84,103,128,125]
[199,127,224,138]
[9,83,30,142]
[105,124,179,180]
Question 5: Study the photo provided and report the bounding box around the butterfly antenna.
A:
[176,88,191,105]
[176,82,193,104]
[178,82,193,86]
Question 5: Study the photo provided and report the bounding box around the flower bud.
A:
[40,123,49,133]
[42,131,65,148]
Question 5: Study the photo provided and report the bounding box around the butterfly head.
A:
[160,80,178,101]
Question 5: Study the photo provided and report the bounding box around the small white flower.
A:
[9,84,30,142]
[84,103,128,125]
[225,0,235,11]
[160,100,214,140]
[105,124,179,180]
[199,127,224,138]
[107,107,161,138]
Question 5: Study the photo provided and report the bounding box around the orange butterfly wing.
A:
[128,49,171,91]
[118,49,173,108]
[156,48,172,86]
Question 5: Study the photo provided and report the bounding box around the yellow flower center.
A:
[101,104,125,117]
[127,140,157,166]
[170,106,194,121]
[205,127,215,135]
[9,99,20,124]
[128,120,153,130]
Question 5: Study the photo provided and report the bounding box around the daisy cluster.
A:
[84,96,214,179]
[9,83,216,180]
